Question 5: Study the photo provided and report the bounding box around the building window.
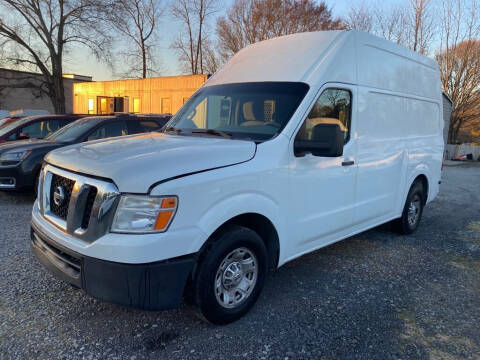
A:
[88,98,94,114]
[133,98,141,113]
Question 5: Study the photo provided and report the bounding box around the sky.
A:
[65,0,396,81]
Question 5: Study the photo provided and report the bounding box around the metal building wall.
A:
[73,74,208,115]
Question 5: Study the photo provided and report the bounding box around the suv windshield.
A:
[166,82,309,142]
[47,117,101,142]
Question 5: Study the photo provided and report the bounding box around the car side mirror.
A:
[294,123,344,157]
[18,132,30,140]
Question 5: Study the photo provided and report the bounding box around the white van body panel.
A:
[150,136,291,262]
[206,31,346,86]
[33,30,444,267]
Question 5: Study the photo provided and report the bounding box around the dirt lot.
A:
[1,164,479,360]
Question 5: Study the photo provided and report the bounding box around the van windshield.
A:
[166,82,309,142]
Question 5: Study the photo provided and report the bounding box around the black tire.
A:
[393,181,424,234]
[192,224,267,325]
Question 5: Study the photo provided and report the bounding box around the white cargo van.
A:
[31,30,443,324]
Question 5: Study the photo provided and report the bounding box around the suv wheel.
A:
[192,225,267,324]
[393,181,425,234]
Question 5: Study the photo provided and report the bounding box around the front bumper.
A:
[0,163,35,190]
[31,222,196,311]
[0,164,20,190]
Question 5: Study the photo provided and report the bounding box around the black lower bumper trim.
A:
[31,224,196,311]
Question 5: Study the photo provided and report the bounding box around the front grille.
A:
[40,164,119,243]
[50,174,75,220]
[81,187,98,229]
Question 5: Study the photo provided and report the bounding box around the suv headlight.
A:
[0,150,31,163]
[111,195,178,233]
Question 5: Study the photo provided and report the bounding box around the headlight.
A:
[0,150,31,163]
[111,195,178,233]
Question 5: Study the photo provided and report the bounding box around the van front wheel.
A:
[393,181,424,234]
[192,225,267,324]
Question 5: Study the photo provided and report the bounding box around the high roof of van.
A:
[207,30,441,101]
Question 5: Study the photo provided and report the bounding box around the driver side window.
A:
[296,88,352,143]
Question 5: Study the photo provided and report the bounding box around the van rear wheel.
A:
[192,225,267,324]
[393,181,424,234]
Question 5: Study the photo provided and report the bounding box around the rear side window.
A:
[296,88,352,143]
[88,121,128,141]
[19,121,42,138]
[137,120,162,132]
[129,119,167,134]
[18,119,60,139]
[44,119,61,135]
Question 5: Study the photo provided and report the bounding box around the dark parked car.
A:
[0,113,171,193]
[0,115,84,144]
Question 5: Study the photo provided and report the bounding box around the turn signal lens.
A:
[154,197,178,231]
[154,210,174,230]
[161,197,177,209]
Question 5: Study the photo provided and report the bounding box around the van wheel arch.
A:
[184,213,279,307]
[199,213,280,271]
[412,174,429,205]
[393,177,426,234]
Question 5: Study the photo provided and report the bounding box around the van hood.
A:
[45,132,256,193]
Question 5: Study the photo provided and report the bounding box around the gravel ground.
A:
[1,164,480,360]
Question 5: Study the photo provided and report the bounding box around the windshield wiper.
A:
[191,129,232,139]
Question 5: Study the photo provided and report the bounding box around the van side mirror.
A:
[294,123,344,157]
[18,132,30,140]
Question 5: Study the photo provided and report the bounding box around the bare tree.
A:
[373,3,409,45]
[201,38,221,74]
[108,0,163,78]
[216,0,344,62]
[346,1,374,32]
[347,0,436,54]
[171,0,218,74]
[406,0,436,54]
[436,0,480,143]
[0,0,111,113]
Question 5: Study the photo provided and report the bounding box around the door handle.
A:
[342,160,355,166]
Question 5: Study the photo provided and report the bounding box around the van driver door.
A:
[287,84,358,256]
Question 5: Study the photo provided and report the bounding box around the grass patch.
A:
[466,221,480,246]
[397,312,478,359]
[449,255,480,271]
